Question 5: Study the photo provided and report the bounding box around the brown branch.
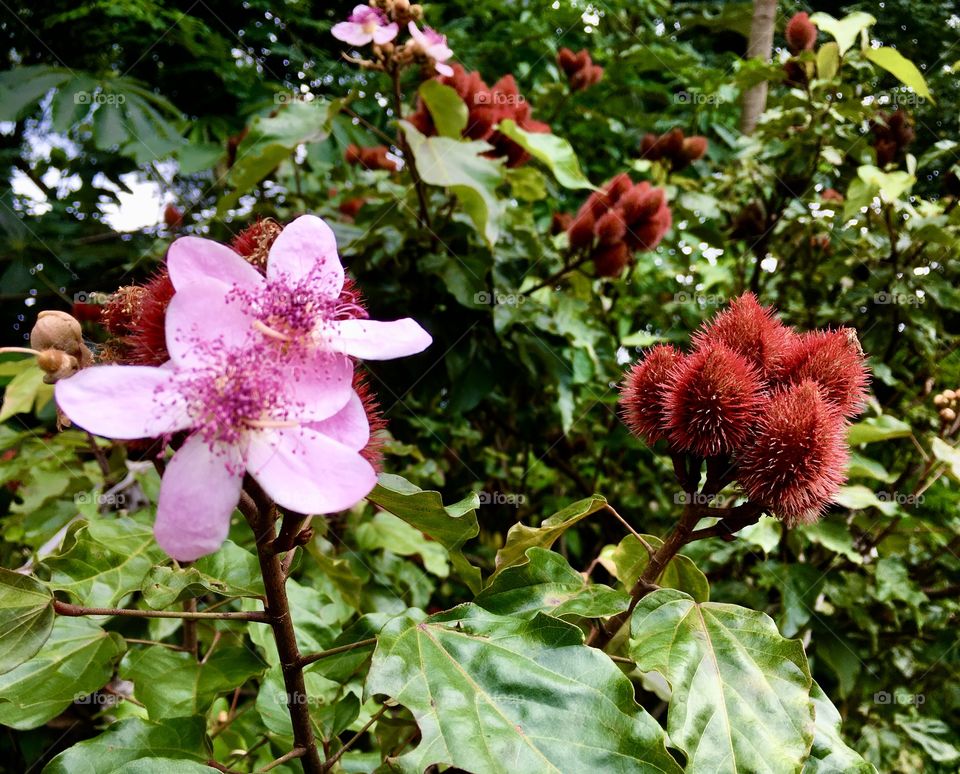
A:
[53,599,268,622]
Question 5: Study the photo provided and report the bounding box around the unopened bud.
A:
[409,3,424,20]
[31,311,83,355]
[934,393,949,407]
[944,389,957,401]
[36,349,80,383]
[941,408,957,422]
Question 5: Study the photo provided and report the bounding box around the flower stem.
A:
[389,66,433,233]
[244,481,323,774]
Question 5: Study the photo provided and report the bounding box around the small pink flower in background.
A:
[332,5,399,47]
[165,215,432,362]
[408,22,454,76]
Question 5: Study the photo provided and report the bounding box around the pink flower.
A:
[55,338,375,562]
[332,5,399,47]
[164,215,432,364]
[407,21,454,77]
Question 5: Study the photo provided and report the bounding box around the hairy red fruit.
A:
[821,188,844,203]
[567,208,596,249]
[624,200,671,252]
[605,173,633,203]
[664,343,766,456]
[338,197,366,220]
[101,270,176,366]
[231,219,283,270]
[785,12,818,54]
[639,133,661,160]
[550,212,573,235]
[593,242,630,278]
[870,109,914,167]
[354,370,387,471]
[681,136,708,163]
[557,47,579,76]
[777,328,870,418]
[595,210,627,246]
[619,183,665,224]
[738,380,848,525]
[693,292,793,376]
[620,344,682,443]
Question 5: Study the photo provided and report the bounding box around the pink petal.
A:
[166,236,264,292]
[287,352,354,422]
[309,392,370,451]
[267,215,344,295]
[165,279,256,368]
[332,22,373,46]
[435,62,454,77]
[55,366,191,440]
[154,435,244,561]
[245,426,376,514]
[373,23,399,44]
[328,318,432,360]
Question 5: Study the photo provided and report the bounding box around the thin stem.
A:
[54,599,269,622]
[244,480,323,774]
[524,252,591,295]
[0,347,39,357]
[604,504,652,553]
[124,637,191,652]
[390,67,432,232]
[322,706,387,772]
[258,748,306,773]
[298,638,377,667]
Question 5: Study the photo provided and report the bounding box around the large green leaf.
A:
[418,80,468,138]
[120,645,265,719]
[141,540,264,608]
[43,716,208,773]
[0,617,125,729]
[863,47,933,103]
[367,473,482,593]
[607,534,710,602]
[846,415,912,445]
[0,363,47,422]
[400,121,505,245]
[367,604,683,773]
[0,567,54,674]
[629,588,815,774]
[42,516,166,608]
[494,495,607,574]
[803,682,876,773]
[475,547,629,619]
[497,120,596,190]
[355,512,450,577]
[808,12,876,56]
[0,65,72,120]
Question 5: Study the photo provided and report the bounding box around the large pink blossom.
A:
[164,215,432,363]
[332,5,399,47]
[408,22,454,77]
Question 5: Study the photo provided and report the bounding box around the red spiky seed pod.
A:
[738,380,848,525]
[777,328,870,418]
[595,210,627,246]
[785,12,818,55]
[619,184,665,225]
[231,219,283,271]
[567,208,596,250]
[692,292,794,376]
[604,173,633,203]
[353,370,387,471]
[557,47,579,77]
[664,343,766,456]
[821,188,844,203]
[100,270,176,366]
[681,136,708,163]
[620,344,682,443]
[593,242,630,278]
[640,133,662,160]
[551,212,573,235]
[624,200,671,252]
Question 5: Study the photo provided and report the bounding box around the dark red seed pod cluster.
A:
[785,12,818,55]
[100,271,176,367]
[870,109,915,167]
[565,174,671,277]
[640,128,708,171]
[345,144,399,172]
[406,64,550,167]
[619,293,870,524]
[557,48,603,92]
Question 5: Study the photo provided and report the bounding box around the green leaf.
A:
[255,663,339,737]
[497,119,596,190]
[895,716,960,764]
[803,681,876,773]
[608,534,710,602]
[739,515,782,554]
[121,645,265,719]
[0,65,72,120]
[113,760,217,774]
[629,588,814,774]
[355,511,450,577]
[494,495,607,575]
[875,557,927,608]
[0,567,55,674]
[474,547,629,619]
[834,485,899,516]
[846,415,912,445]
[930,437,960,482]
[400,121,505,245]
[43,716,208,773]
[808,12,876,56]
[418,80,468,138]
[817,42,841,80]
[42,516,167,608]
[0,363,45,422]
[857,165,915,201]
[367,473,482,593]
[863,47,934,103]
[141,540,264,609]
[802,520,863,564]
[0,617,125,729]
[219,99,336,215]
[366,604,683,774]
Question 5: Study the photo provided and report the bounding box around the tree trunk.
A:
[740,0,778,135]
